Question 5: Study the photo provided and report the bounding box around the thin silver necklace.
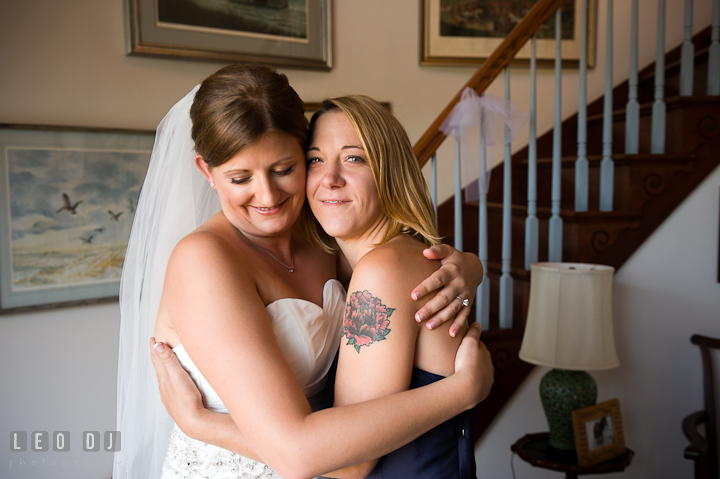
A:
[244,236,294,273]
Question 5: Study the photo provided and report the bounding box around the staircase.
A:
[417,9,720,440]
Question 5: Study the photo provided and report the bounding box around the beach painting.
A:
[157,0,309,40]
[0,127,153,311]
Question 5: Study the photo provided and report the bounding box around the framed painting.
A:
[0,124,155,313]
[124,0,332,70]
[571,398,626,467]
[421,0,596,67]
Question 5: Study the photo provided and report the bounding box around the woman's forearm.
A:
[182,371,474,479]
[187,409,377,479]
[185,409,261,462]
[238,373,474,479]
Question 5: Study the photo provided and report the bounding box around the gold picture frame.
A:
[572,398,626,467]
[124,0,332,70]
[421,0,596,67]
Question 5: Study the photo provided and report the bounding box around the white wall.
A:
[1,304,119,479]
[0,1,716,478]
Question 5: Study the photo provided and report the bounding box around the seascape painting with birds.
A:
[5,146,150,291]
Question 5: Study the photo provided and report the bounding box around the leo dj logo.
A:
[10,431,120,452]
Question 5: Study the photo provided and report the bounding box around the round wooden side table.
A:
[511,433,634,479]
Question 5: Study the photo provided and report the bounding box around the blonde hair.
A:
[304,95,441,252]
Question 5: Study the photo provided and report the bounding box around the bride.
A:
[115,63,491,479]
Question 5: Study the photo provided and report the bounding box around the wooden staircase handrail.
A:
[413,0,565,167]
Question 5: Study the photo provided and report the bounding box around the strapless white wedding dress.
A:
[161,279,345,479]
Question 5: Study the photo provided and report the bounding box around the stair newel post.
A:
[575,0,589,212]
[626,0,640,154]
[680,0,694,96]
[454,136,463,251]
[525,35,539,270]
[500,66,513,329]
[477,108,490,330]
[549,6,563,263]
[709,0,720,95]
[651,0,667,154]
[431,153,438,226]
[600,0,615,212]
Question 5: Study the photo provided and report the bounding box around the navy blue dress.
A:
[364,368,478,479]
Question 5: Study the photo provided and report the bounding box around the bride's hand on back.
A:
[454,323,494,407]
[410,244,484,336]
[149,337,205,435]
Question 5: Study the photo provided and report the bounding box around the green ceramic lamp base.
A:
[539,368,597,451]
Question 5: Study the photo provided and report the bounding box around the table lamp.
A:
[519,263,619,452]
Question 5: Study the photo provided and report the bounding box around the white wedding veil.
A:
[113,85,221,479]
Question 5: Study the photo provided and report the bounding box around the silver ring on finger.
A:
[456,295,470,307]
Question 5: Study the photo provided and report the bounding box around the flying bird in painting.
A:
[108,210,124,221]
[94,227,105,233]
[80,234,94,244]
[56,193,83,214]
[127,197,136,213]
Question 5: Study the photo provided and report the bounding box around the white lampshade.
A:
[519,263,620,371]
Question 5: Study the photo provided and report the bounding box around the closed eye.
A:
[274,166,294,176]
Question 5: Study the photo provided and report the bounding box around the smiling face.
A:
[197,130,306,240]
[305,111,385,244]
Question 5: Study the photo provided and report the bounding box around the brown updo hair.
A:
[190,63,308,168]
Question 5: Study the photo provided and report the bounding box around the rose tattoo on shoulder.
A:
[343,290,394,353]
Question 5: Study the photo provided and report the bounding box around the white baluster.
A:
[651,0,666,154]
[600,0,615,211]
[626,0,640,154]
[431,153,438,225]
[499,66,513,329]
[525,35,539,270]
[680,0,694,96]
[575,0,589,212]
[709,0,720,95]
[477,108,489,329]
[549,6,563,262]
[454,137,463,251]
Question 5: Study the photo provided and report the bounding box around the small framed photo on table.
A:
[572,398,626,467]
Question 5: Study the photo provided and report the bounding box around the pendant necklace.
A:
[244,236,294,273]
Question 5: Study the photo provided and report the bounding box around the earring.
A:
[210,182,215,188]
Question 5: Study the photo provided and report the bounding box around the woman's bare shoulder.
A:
[351,237,438,298]
[358,236,435,273]
[166,227,255,288]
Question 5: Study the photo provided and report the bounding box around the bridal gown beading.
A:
[161,279,345,479]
